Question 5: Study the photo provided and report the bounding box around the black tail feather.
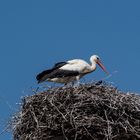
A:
[36,62,67,83]
[36,69,54,83]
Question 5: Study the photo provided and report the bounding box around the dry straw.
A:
[12,82,140,140]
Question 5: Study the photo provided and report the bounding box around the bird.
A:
[36,55,108,85]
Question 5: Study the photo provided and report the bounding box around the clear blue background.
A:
[0,0,140,139]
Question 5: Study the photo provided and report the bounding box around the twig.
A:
[104,110,112,140]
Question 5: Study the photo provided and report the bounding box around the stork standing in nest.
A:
[36,55,108,85]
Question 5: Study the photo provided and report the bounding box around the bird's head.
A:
[90,55,109,75]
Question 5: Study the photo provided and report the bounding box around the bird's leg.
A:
[74,76,81,87]
[71,81,75,87]
[64,83,73,88]
[66,82,74,87]
[72,80,80,88]
[77,80,80,86]
[64,82,75,87]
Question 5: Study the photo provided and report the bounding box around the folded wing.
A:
[36,61,79,83]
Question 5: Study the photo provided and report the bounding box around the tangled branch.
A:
[11,82,140,140]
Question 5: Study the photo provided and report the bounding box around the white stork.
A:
[36,55,108,84]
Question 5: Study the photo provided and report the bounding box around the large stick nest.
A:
[12,82,140,140]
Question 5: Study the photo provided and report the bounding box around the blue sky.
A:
[0,0,140,139]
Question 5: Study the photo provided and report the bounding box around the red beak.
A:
[97,60,109,75]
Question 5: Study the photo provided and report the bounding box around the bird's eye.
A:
[97,57,99,60]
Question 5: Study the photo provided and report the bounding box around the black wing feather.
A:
[36,69,53,82]
[47,69,79,79]
[52,62,68,69]
[36,61,68,83]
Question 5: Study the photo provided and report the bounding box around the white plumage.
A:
[36,55,108,84]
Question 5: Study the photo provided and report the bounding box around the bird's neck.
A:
[90,61,96,71]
